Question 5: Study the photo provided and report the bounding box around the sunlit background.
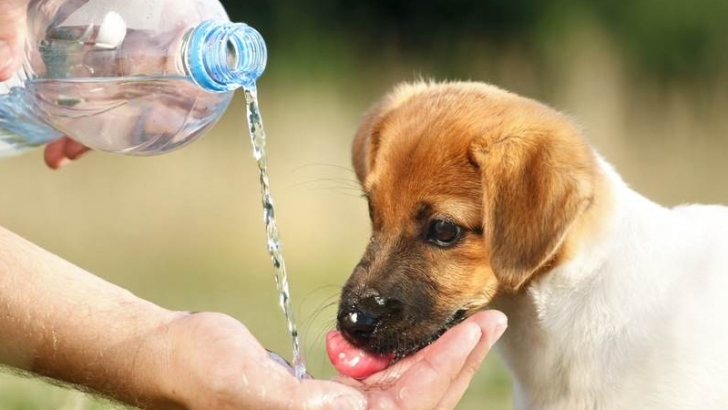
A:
[2,0,728,409]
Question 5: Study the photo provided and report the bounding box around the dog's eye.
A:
[426,219,463,247]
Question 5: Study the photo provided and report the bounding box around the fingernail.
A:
[332,395,366,410]
[54,157,72,169]
[0,40,13,71]
[488,315,508,348]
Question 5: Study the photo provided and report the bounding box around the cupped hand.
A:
[335,310,507,410]
[161,310,506,410]
[162,312,365,410]
[1,0,90,168]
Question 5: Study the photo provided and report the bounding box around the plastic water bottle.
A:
[0,0,266,158]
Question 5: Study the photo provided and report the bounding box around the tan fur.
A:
[353,82,494,310]
[345,80,728,409]
[350,80,608,317]
[466,95,597,291]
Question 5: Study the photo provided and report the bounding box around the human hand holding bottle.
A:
[0,0,90,168]
[2,0,268,166]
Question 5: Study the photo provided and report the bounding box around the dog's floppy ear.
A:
[471,126,595,291]
[352,105,383,184]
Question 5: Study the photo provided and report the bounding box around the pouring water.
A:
[243,86,307,380]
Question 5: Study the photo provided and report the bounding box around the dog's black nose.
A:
[338,294,403,345]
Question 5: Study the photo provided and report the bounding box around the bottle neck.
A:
[184,20,267,92]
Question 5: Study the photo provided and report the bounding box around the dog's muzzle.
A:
[337,291,403,348]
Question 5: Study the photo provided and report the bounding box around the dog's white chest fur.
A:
[494,160,728,410]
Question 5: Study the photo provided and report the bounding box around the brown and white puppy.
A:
[336,80,728,409]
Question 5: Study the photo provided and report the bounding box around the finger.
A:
[286,379,367,410]
[346,310,504,390]
[365,316,485,410]
[435,310,508,409]
[44,137,91,169]
[255,350,367,410]
[44,139,71,169]
[62,137,91,160]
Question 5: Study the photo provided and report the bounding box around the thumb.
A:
[0,0,29,80]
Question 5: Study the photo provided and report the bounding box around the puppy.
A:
[333,80,728,409]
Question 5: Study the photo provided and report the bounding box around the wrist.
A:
[129,310,192,410]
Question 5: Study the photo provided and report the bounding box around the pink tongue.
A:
[326,330,394,379]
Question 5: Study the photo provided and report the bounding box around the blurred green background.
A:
[2,0,728,409]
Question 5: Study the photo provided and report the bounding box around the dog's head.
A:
[337,81,600,358]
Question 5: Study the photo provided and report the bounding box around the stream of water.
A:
[243,86,307,380]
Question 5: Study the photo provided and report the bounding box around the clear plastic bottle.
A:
[0,0,266,158]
